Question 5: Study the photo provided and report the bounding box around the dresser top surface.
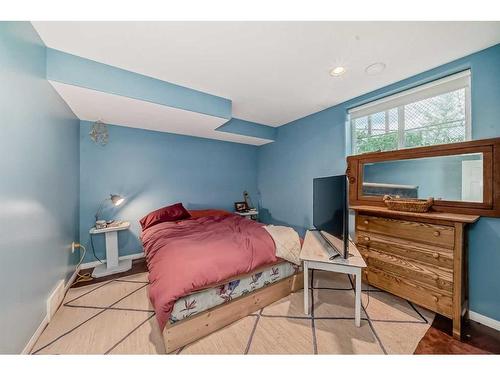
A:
[350,205,480,223]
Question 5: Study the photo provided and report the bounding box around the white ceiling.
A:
[50,81,272,145]
[34,22,500,127]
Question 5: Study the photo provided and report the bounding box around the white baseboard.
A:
[81,251,145,269]
[21,265,81,354]
[469,310,500,332]
[22,252,144,354]
[46,280,65,323]
[21,315,49,354]
[65,265,81,293]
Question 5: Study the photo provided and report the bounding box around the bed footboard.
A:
[162,271,304,353]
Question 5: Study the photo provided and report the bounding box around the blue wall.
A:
[258,44,500,321]
[0,22,80,353]
[258,107,347,233]
[79,121,259,262]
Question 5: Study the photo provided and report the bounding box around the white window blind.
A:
[349,70,471,155]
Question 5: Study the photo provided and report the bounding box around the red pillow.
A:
[140,203,191,230]
[189,209,232,219]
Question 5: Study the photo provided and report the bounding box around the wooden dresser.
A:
[351,205,479,339]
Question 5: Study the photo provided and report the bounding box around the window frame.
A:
[349,70,472,155]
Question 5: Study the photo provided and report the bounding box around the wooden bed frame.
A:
[162,271,304,353]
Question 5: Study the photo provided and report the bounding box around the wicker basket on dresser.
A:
[351,206,479,339]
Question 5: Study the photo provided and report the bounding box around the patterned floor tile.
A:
[32,305,103,353]
[35,309,152,354]
[180,316,257,354]
[63,280,112,304]
[247,317,313,354]
[66,281,146,308]
[113,284,154,311]
[371,321,431,354]
[411,303,435,324]
[34,269,435,355]
[117,272,149,283]
[313,270,353,289]
[362,291,424,322]
[108,315,165,354]
[261,289,310,317]
[315,319,384,354]
[313,289,367,319]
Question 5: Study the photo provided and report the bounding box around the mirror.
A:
[362,152,484,202]
[347,137,500,216]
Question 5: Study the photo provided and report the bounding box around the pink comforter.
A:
[141,214,279,329]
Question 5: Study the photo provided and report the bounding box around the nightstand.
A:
[89,221,131,278]
[235,210,259,221]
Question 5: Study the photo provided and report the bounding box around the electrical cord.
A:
[72,243,94,285]
[90,233,104,264]
[349,274,370,310]
[363,283,370,310]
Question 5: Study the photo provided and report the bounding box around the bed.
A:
[140,207,303,353]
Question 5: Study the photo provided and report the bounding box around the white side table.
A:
[300,230,366,327]
[89,221,131,278]
[234,210,259,221]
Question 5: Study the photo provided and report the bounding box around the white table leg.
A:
[355,269,361,327]
[92,231,132,278]
[105,231,119,269]
[303,261,309,315]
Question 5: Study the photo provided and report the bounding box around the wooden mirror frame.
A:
[346,137,500,217]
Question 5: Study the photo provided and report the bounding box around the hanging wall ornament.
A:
[89,120,109,146]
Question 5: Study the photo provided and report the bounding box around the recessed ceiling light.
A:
[365,62,386,75]
[330,66,346,77]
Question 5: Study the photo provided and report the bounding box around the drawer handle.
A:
[432,275,439,281]
[364,220,369,225]
[433,231,441,237]
[432,295,439,302]
[364,236,370,242]
[432,252,439,259]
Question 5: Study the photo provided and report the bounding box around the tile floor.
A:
[32,270,434,354]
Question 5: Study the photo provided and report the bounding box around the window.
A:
[349,70,471,155]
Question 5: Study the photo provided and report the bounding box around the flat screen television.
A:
[313,175,349,259]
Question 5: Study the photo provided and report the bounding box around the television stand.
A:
[300,230,366,327]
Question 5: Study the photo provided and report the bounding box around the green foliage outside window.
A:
[352,89,466,155]
[354,131,398,154]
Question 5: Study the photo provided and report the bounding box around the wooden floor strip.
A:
[64,280,115,305]
[32,308,107,354]
[64,304,155,313]
[105,313,156,354]
[244,309,262,354]
[33,284,148,354]
[39,259,496,355]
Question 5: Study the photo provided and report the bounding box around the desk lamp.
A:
[95,194,124,227]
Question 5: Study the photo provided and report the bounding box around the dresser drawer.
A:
[365,266,453,318]
[358,245,453,293]
[356,214,455,249]
[356,231,454,269]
